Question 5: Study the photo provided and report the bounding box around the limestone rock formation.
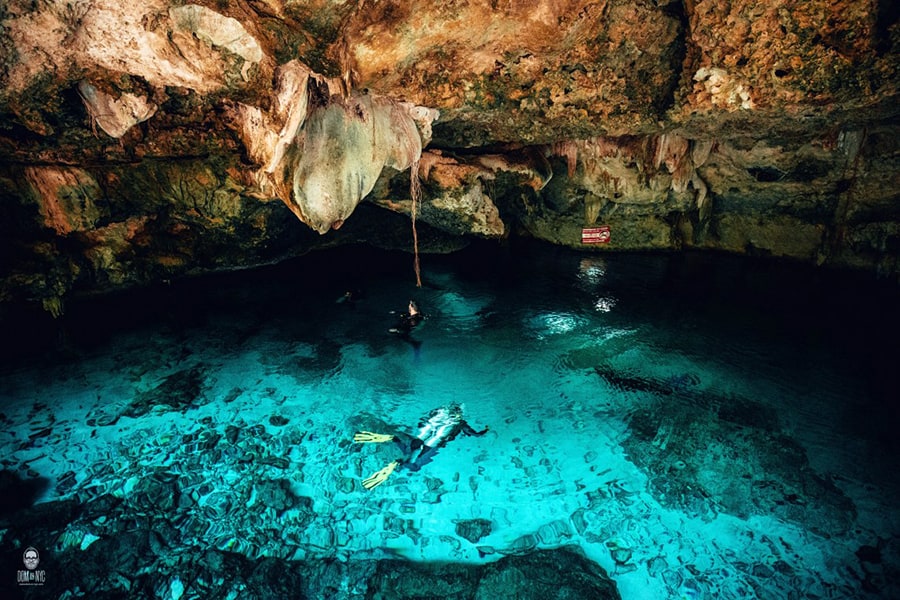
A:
[0,0,897,310]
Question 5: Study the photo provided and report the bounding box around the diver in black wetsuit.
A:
[389,300,424,334]
[353,403,490,490]
[336,288,364,306]
[388,300,425,348]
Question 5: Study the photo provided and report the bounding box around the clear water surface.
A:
[1,240,898,599]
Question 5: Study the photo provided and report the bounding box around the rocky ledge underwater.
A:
[0,243,898,599]
[0,361,625,600]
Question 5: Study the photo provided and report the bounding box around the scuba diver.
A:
[353,403,490,490]
[388,300,425,349]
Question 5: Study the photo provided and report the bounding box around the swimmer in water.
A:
[336,289,364,305]
[389,300,424,334]
[353,403,489,490]
[388,300,425,350]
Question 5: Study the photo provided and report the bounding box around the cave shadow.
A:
[0,470,51,520]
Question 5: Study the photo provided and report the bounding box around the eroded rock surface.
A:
[0,463,621,599]
[0,0,897,310]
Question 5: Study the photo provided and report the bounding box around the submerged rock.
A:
[123,365,208,418]
[622,396,857,533]
[455,518,493,544]
[1,494,621,600]
[369,547,620,600]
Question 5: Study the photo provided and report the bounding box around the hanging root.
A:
[410,158,422,287]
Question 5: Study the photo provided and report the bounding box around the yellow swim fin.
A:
[362,460,400,490]
[354,431,395,443]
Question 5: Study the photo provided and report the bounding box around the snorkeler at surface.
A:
[336,289,364,305]
[353,403,490,490]
[388,300,425,349]
[389,300,424,334]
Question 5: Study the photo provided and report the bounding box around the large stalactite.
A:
[0,0,897,312]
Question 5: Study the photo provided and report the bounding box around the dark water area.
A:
[5,240,899,386]
[1,239,899,599]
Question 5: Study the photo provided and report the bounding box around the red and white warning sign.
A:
[582,226,611,244]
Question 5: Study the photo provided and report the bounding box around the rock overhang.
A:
[0,0,897,310]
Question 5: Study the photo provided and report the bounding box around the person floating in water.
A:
[336,288,364,306]
[388,300,425,349]
[389,300,424,334]
[353,403,490,490]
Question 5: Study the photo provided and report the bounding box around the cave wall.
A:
[0,0,898,311]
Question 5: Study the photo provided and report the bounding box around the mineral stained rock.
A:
[0,0,897,310]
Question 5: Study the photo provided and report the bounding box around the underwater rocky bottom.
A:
[1,240,899,599]
[1,490,618,600]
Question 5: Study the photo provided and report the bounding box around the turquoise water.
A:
[1,240,898,599]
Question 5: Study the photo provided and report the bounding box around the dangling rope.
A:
[410,158,422,287]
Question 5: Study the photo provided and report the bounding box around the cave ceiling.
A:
[0,0,898,309]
